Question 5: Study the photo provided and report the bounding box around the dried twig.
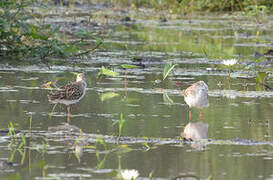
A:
[73,41,103,57]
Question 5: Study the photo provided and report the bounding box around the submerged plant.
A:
[163,93,174,105]
[95,137,108,169]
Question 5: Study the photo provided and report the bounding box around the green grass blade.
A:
[163,63,177,80]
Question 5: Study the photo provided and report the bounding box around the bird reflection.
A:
[48,73,87,123]
[48,123,88,159]
[181,121,208,150]
[182,81,209,120]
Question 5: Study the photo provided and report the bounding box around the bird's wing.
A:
[65,82,84,100]
[48,82,82,101]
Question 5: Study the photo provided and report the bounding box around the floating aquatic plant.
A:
[121,64,140,69]
[223,59,238,67]
[100,92,120,102]
[120,169,139,180]
[222,59,238,80]
[99,66,120,77]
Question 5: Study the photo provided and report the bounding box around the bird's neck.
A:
[81,80,87,88]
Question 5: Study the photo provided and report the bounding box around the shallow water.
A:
[0,5,273,180]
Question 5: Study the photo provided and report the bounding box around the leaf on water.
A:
[256,72,267,84]
[100,66,119,77]
[96,137,106,145]
[121,64,140,69]
[100,92,120,102]
[163,93,174,105]
[82,145,96,149]
[163,63,177,80]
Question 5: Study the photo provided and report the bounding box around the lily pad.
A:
[100,66,120,77]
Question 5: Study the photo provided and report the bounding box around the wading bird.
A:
[182,81,209,120]
[48,73,87,122]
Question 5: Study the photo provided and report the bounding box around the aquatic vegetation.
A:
[17,134,26,150]
[118,113,125,143]
[245,5,268,23]
[163,63,177,80]
[49,103,58,120]
[98,0,273,13]
[29,114,32,130]
[8,122,16,137]
[149,171,154,180]
[121,64,140,69]
[0,0,102,60]
[0,1,273,179]
[163,93,174,105]
[255,71,271,90]
[256,72,267,84]
[7,122,26,165]
[99,66,120,77]
[8,122,26,150]
[222,59,238,67]
[112,113,126,143]
[95,137,108,169]
[100,92,120,102]
[223,59,238,80]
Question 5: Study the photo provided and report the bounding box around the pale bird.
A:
[182,81,209,120]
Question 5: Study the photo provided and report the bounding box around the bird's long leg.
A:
[67,105,72,124]
[189,109,192,121]
[200,109,202,120]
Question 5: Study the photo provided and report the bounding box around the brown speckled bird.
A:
[182,81,209,120]
[48,73,87,119]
